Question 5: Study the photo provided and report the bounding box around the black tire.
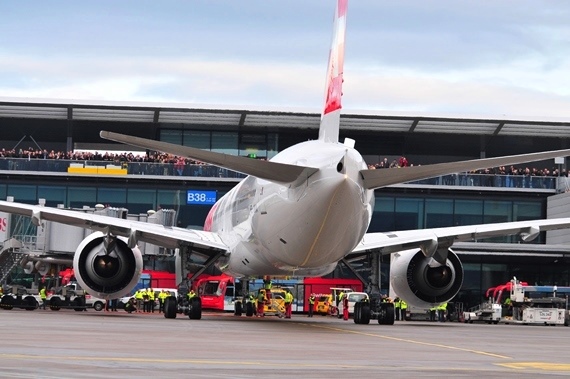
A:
[24,296,38,311]
[378,302,395,325]
[93,301,104,312]
[0,295,14,310]
[189,297,202,320]
[353,302,362,324]
[164,296,177,319]
[245,301,254,317]
[361,303,371,325]
[50,297,62,311]
[73,297,85,311]
[234,300,242,316]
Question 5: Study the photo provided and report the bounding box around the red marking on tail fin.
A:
[323,0,347,116]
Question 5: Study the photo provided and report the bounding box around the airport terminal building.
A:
[1,98,570,309]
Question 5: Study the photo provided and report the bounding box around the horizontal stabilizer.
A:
[100,131,318,184]
[361,149,570,190]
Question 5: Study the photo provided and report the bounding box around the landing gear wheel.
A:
[164,296,177,319]
[377,302,395,325]
[353,302,362,324]
[24,295,37,311]
[246,302,254,317]
[361,303,371,324]
[234,300,242,316]
[189,297,202,320]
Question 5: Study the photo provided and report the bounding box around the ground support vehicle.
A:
[316,293,334,316]
[46,286,87,311]
[501,277,570,326]
[463,302,502,324]
[336,291,369,318]
[0,286,40,310]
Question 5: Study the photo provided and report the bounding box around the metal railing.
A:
[0,157,563,190]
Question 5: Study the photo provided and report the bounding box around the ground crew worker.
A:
[400,299,408,321]
[257,290,266,317]
[263,277,272,300]
[39,286,47,310]
[394,297,401,321]
[248,293,256,316]
[438,302,447,322]
[284,290,293,319]
[337,291,345,306]
[142,288,151,313]
[148,288,155,313]
[135,289,144,313]
[429,305,437,321]
[342,295,349,320]
[158,290,168,313]
[308,294,316,317]
[188,289,197,301]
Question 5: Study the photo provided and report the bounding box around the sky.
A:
[1,0,570,119]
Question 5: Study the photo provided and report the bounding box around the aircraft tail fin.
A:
[318,0,348,143]
[100,131,318,184]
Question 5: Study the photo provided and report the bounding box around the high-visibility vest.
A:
[400,300,408,310]
[309,296,315,305]
[285,292,293,303]
[40,288,47,300]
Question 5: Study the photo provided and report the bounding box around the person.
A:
[158,290,168,313]
[39,286,47,310]
[400,299,408,321]
[135,289,144,313]
[429,305,437,321]
[342,295,349,321]
[284,290,293,319]
[394,297,401,321]
[124,297,136,313]
[337,291,345,307]
[438,302,447,322]
[308,294,316,317]
[148,288,155,313]
[263,277,272,300]
[256,290,266,317]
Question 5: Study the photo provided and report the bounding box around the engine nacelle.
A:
[390,248,463,309]
[73,232,143,299]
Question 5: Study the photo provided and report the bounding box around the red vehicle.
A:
[191,274,363,313]
[194,274,236,311]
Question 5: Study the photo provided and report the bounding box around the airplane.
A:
[2,0,570,323]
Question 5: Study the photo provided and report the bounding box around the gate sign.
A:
[0,212,9,243]
[186,190,217,205]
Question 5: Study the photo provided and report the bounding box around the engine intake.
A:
[390,248,463,309]
[73,232,143,299]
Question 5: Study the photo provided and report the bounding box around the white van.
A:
[337,292,369,317]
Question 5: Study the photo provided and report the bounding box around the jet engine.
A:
[390,248,463,309]
[73,232,143,299]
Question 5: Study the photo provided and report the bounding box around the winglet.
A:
[318,0,348,143]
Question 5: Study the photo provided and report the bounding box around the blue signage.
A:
[186,190,217,205]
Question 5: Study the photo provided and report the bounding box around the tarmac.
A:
[1,309,569,378]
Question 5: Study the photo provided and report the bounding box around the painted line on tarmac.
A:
[497,362,570,371]
[0,353,369,369]
[304,323,511,359]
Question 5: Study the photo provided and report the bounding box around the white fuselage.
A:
[205,140,374,277]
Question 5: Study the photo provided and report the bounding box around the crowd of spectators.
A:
[0,149,565,187]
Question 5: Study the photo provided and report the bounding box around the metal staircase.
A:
[0,238,24,285]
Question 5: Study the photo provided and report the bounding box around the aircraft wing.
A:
[351,217,570,259]
[360,149,570,189]
[0,200,228,253]
[100,131,318,184]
